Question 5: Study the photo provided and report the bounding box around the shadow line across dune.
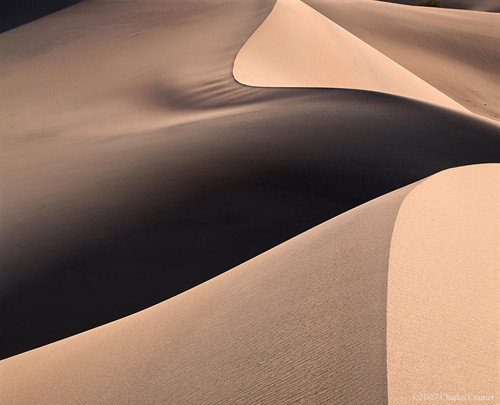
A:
[1,90,498,359]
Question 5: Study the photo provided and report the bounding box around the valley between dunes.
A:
[0,0,498,403]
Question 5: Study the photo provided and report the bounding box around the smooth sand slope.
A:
[304,0,500,121]
[1,0,499,359]
[1,0,499,402]
[1,92,498,359]
[376,0,500,12]
[0,180,417,405]
[0,0,83,32]
[1,164,497,404]
[234,0,466,113]
[387,164,499,404]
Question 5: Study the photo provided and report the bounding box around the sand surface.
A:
[234,0,466,112]
[1,164,498,404]
[1,90,498,359]
[387,164,499,404]
[0,0,499,403]
[304,0,500,121]
[376,0,500,12]
[2,0,498,359]
[0,180,417,405]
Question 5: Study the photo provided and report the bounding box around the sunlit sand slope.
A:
[1,0,498,363]
[233,0,465,112]
[2,164,497,404]
[1,90,498,359]
[0,182,417,405]
[304,0,500,121]
[387,164,499,404]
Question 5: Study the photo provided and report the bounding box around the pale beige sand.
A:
[0,183,417,404]
[0,0,280,140]
[2,0,498,360]
[387,164,499,404]
[3,164,497,403]
[304,0,500,121]
[234,0,466,113]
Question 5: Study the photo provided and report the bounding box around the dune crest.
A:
[1,163,498,403]
[387,164,499,404]
[0,178,417,404]
[233,0,467,112]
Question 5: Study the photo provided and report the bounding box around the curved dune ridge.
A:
[0,180,415,404]
[0,164,497,404]
[387,164,499,404]
[233,0,467,113]
[2,0,499,360]
[0,0,499,403]
[303,0,500,121]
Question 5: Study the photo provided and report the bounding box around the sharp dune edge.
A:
[304,0,500,121]
[1,0,499,403]
[2,0,498,360]
[1,181,415,404]
[1,165,498,404]
[233,0,466,113]
[387,164,499,404]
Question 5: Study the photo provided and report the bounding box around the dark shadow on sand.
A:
[1,90,499,359]
[1,0,84,33]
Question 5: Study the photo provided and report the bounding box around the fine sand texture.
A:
[0,164,498,404]
[0,0,499,403]
[387,164,499,404]
[2,0,498,359]
[1,93,498,359]
[0,180,417,405]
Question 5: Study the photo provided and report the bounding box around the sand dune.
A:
[234,0,466,112]
[1,0,499,361]
[1,91,498,359]
[377,0,500,12]
[387,164,499,404]
[0,178,417,405]
[304,0,500,121]
[0,0,499,402]
[1,164,497,404]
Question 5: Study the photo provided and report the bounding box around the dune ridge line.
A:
[386,163,499,404]
[233,0,468,113]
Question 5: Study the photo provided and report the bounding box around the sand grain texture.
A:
[387,164,499,404]
[0,0,499,402]
[0,182,417,405]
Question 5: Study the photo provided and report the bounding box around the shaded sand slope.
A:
[0,181,417,405]
[0,0,281,358]
[304,0,500,121]
[0,0,83,33]
[387,164,499,404]
[234,0,465,113]
[376,0,500,12]
[2,84,500,359]
[0,0,285,141]
[1,164,497,404]
[1,91,499,359]
[1,0,499,359]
